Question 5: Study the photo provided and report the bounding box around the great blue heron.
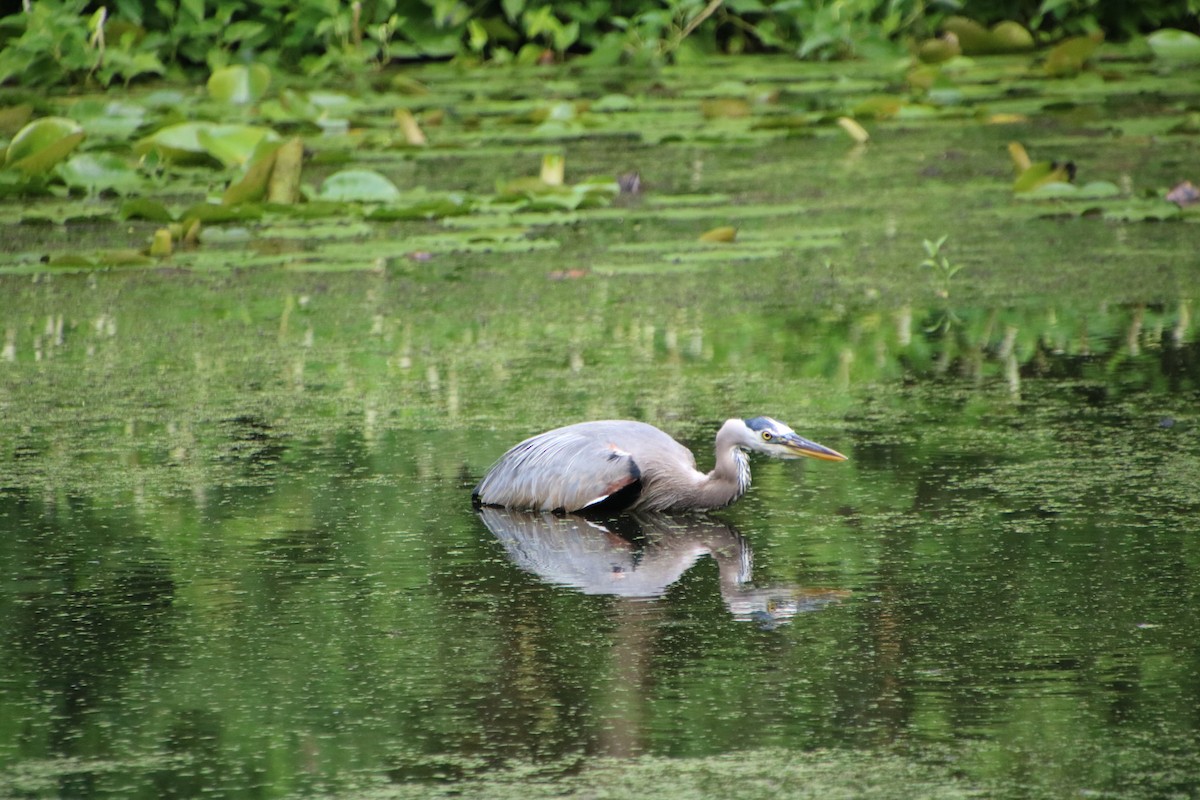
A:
[473,416,847,514]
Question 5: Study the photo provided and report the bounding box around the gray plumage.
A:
[473,416,847,513]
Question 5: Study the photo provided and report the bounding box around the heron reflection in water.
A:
[473,416,847,514]
[477,508,848,627]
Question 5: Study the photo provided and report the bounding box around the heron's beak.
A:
[781,433,848,462]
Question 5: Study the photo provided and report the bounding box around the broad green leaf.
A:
[1023,180,1120,200]
[990,21,1033,52]
[318,169,402,202]
[267,138,304,204]
[137,123,279,167]
[699,225,738,242]
[367,192,475,221]
[56,153,143,195]
[1146,29,1200,63]
[592,94,636,112]
[70,99,146,139]
[196,125,278,168]
[4,117,86,175]
[222,145,279,205]
[1044,34,1102,77]
[119,198,175,222]
[1013,162,1074,192]
[207,63,272,105]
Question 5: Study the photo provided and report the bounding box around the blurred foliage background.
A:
[1,0,1198,87]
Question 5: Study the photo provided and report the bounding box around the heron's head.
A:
[739,416,847,461]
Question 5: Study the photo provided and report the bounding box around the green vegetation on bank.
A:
[1,0,1198,89]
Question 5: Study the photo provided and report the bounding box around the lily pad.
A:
[699,225,738,242]
[1044,34,1103,78]
[318,169,402,202]
[207,63,273,105]
[70,100,147,139]
[367,192,475,221]
[56,153,143,195]
[119,198,175,222]
[1013,161,1075,193]
[137,123,280,167]
[4,117,86,176]
[1022,180,1120,200]
[1146,29,1200,63]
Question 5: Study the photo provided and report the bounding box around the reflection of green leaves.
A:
[318,169,402,202]
[919,234,963,299]
[207,64,273,105]
[4,117,86,175]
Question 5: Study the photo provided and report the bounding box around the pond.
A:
[1,48,1199,799]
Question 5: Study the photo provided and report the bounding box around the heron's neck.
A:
[694,421,751,509]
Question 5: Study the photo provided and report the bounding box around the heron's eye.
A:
[761,431,773,441]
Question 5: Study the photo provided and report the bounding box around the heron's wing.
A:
[473,427,642,512]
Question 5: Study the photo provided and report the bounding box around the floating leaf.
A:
[119,198,175,222]
[394,109,427,145]
[1007,141,1032,172]
[56,153,142,195]
[540,153,565,186]
[1013,161,1075,193]
[592,94,636,112]
[917,35,961,64]
[836,116,870,144]
[70,99,147,139]
[990,21,1034,52]
[222,145,279,206]
[700,98,752,119]
[1146,29,1200,63]
[197,125,278,169]
[137,123,279,167]
[1044,34,1103,77]
[940,16,991,54]
[45,249,155,269]
[366,192,475,221]
[851,97,902,119]
[1101,202,1180,222]
[318,169,402,202]
[267,138,304,204]
[4,117,86,175]
[149,228,173,257]
[699,225,737,243]
[207,63,272,105]
[1022,180,1119,199]
[941,16,1032,55]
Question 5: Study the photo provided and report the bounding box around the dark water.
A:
[1,298,1197,798]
